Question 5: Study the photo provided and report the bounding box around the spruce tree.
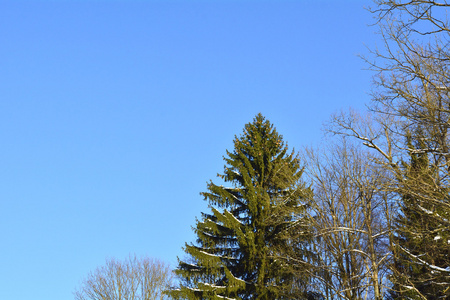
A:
[169,114,310,300]
[389,131,450,299]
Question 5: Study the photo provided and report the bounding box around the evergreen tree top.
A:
[232,113,285,158]
[219,113,300,192]
[170,113,310,300]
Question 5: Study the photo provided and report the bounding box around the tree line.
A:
[73,1,450,299]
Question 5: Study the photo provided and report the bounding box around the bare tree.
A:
[326,1,450,298]
[303,140,390,300]
[74,254,173,300]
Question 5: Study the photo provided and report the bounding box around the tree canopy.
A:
[169,113,310,300]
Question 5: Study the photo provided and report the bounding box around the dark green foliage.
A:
[169,114,310,300]
[389,131,450,299]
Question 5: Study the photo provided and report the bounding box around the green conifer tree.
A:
[389,130,450,299]
[169,114,310,300]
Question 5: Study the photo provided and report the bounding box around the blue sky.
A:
[0,1,377,299]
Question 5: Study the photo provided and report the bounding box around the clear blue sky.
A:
[0,1,378,299]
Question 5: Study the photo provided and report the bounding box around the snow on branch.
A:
[399,245,450,274]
